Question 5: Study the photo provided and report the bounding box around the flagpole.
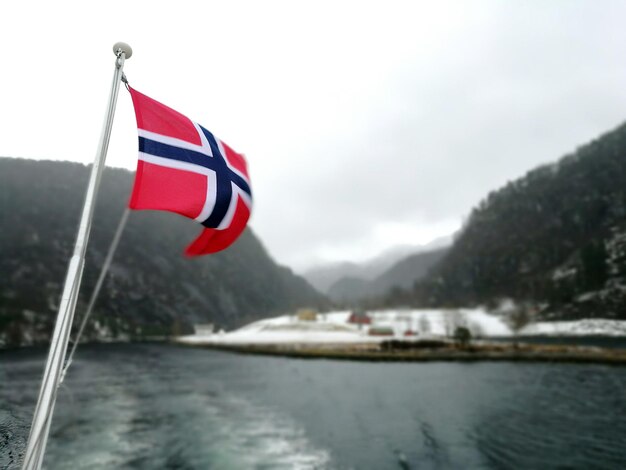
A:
[21,42,132,470]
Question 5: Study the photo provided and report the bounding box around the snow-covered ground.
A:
[178,309,626,346]
[179,308,513,346]
[519,319,626,337]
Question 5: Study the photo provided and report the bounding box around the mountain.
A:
[370,247,449,297]
[325,276,368,304]
[387,122,626,320]
[303,261,363,294]
[327,247,449,304]
[0,158,328,347]
[327,248,448,304]
[303,236,452,294]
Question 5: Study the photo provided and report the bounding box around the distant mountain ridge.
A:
[328,247,449,303]
[303,236,452,294]
[0,158,328,347]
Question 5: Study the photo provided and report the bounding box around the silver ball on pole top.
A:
[113,41,133,59]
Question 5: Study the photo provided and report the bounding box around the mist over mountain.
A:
[303,236,452,294]
[327,248,449,304]
[383,122,626,320]
[0,158,327,347]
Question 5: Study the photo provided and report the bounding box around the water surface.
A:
[1,343,625,469]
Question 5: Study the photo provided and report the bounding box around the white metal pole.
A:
[21,42,132,470]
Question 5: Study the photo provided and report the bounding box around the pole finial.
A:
[113,42,133,59]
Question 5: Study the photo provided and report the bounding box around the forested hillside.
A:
[384,123,626,320]
[0,158,327,347]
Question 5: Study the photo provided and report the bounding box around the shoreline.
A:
[176,339,626,365]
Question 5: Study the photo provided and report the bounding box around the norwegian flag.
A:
[127,87,252,255]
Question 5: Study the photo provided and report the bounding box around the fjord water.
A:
[1,344,625,469]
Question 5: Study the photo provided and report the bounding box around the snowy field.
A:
[178,309,626,346]
[520,319,626,336]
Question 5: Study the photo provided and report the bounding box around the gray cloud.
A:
[251,1,626,270]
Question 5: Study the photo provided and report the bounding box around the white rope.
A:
[61,207,130,382]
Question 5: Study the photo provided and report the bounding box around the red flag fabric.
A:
[128,87,252,255]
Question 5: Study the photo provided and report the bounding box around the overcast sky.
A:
[2,1,626,272]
